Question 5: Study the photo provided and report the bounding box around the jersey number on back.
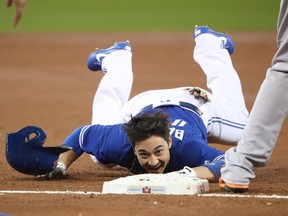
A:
[170,119,187,141]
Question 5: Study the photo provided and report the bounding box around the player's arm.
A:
[171,137,225,182]
[193,156,225,182]
[169,160,224,182]
[39,126,85,180]
[192,143,225,182]
[192,166,215,181]
[6,0,27,27]
[191,138,226,182]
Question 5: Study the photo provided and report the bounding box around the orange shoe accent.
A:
[218,177,226,189]
[219,177,249,193]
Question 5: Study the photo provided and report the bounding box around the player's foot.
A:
[194,25,234,55]
[86,41,131,72]
[219,178,249,193]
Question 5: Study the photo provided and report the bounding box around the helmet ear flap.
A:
[6,126,72,176]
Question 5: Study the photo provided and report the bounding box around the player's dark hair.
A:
[122,111,171,147]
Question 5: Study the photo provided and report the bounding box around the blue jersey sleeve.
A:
[79,124,135,168]
[63,126,85,157]
[201,157,225,182]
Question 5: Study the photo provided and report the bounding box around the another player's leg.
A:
[193,26,249,145]
[220,72,288,192]
[221,0,288,192]
[86,41,133,125]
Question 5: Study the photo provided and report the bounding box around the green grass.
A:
[0,0,279,33]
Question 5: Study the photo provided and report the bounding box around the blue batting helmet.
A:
[6,126,72,175]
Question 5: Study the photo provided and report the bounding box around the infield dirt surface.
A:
[1,31,288,215]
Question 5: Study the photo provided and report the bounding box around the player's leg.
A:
[86,41,133,125]
[41,42,133,178]
[221,0,288,190]
[222,72,288,187]
[84,42,133,169]
[193,26,249,145]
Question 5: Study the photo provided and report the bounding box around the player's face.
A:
[134,135,172,174]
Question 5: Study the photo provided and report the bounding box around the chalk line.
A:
[1,190,288,199]
[0,190,100,195]
[198,193,288,199]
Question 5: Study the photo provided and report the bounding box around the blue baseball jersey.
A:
[65,106,225,177]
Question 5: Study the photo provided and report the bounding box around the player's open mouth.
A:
[146,164,163,173]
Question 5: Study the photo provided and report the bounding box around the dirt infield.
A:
[1,31,288,216]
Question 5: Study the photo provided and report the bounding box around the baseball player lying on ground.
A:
[41,26,249,182]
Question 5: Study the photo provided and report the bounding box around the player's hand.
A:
[165,166,197,178]
[6,0,27,27]
[37,162,69,180]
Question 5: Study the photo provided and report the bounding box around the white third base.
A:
[102,173,209,195]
